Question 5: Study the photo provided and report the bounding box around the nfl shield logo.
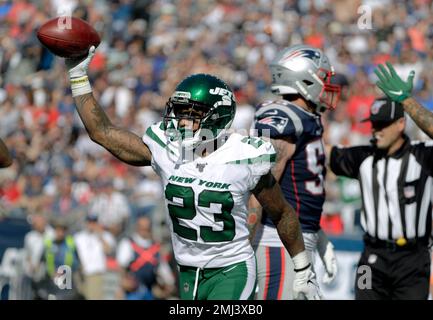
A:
[184,282,190,293]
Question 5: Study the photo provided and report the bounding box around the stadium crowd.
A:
[0,0,432,299]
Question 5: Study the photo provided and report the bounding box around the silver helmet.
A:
[270,44,341,112]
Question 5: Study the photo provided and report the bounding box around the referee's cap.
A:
[361,97,404,123]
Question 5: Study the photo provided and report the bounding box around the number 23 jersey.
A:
[142,122,276,268]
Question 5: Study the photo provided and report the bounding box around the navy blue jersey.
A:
[254,100,326,232]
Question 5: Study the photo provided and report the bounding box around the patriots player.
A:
[63,46,321,300]
[249,45,340,300]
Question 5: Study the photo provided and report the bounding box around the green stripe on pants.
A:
[178,257,256,300]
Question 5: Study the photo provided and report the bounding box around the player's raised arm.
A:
[252,171,321,300]
[375,62,433,139]
[66,47,151,166]
[0,137,12,168]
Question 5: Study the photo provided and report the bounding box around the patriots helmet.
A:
[270,44,341,112]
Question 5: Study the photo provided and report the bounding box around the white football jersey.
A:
[142,122,276,268]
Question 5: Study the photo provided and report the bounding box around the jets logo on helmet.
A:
[210,87,235,107]
[270,44,341,113]
[163,74,236,151]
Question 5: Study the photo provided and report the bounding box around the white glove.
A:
[317,229,338,284]
[292,251,322,300]
[65,46,96,97]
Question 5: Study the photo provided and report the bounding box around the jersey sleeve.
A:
[142,122,170,175]
[142,122,165,156]
[242,138,277,190]
[411,140,433,177]
[330,145,373,179]
[254,103,303,140]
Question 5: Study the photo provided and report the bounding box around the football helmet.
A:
[163,74,236,150]
[270,44,341,112]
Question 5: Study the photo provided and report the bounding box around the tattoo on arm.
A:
[271,138,296,181]
[74,93,152,166]
[247,196,262,243]
[403,97,433,139]
[0,137,12,168]
[252,172,305,256]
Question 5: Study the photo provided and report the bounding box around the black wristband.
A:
[294,263,311,273]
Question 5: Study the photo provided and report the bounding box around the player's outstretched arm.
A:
[0,137,12,168]
[66,47,151,166]
[375,62,433,139]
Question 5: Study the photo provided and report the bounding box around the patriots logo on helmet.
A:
[258,116,288,134]
[280,49,321,67]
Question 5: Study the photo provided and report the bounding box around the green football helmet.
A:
[163,73,236,150]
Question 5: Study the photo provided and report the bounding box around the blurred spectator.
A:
[23,211,54,297]
[18,167,46,215]
[116,216,175,300]
[89,178,131,238]
[48,175,86,232]
[34,217,83,300]
[130,167,162,220]
[231,90,255,132]
[345,71,376,145]
[74,213,116,300]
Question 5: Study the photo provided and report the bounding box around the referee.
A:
[329,96,432,300]
[328,63,433,300]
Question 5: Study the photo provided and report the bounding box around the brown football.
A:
[37,17,101,58]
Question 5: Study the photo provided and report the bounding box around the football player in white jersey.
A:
[64,47,321,300]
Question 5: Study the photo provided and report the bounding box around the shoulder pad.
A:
[142,121,177,155]
[254,100,303,139]
[225,134,276,165]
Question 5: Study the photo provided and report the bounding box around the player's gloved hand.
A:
[292,251,322,300]
[65,46,96,97]
[317,229,338,284]
[65,45,96,78]
[374,61,414,103]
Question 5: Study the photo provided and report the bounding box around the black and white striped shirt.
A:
[330,136,433,241]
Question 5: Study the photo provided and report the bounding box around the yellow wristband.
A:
[70,75,92,97]
[70,76,89,85]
